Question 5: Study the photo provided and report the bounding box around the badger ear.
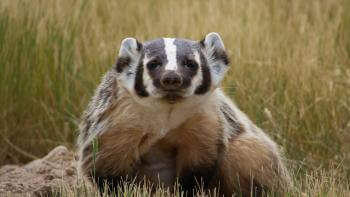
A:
[202,32,226,51]
[115,37,142,73]
[115,37,142,92]
[200,32,229,86]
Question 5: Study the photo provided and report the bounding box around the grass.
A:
[0,0,349,196]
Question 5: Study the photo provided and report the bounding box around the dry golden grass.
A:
[0,0,349,196]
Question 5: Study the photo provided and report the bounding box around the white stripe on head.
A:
[163,38,177,70]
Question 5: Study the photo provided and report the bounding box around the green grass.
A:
[0,0,349,195]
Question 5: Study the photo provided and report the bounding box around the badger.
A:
[77,32,291,196]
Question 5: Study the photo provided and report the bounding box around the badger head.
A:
[115,32,229,106]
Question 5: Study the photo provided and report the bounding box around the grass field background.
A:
[0,0,349,195]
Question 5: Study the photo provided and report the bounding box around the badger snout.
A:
[160,71,183,90]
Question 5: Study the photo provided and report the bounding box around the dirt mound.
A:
[0,146,79,196]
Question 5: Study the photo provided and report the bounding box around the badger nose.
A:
[160,71,183,90]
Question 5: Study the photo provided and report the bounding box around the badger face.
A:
[115,32,229,105]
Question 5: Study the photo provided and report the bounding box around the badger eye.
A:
[184,60,198,70]
[147,61,161,71]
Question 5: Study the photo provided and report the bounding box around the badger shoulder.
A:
[214,89,291,192]
[214,89,275,143]
[77,69,119,146]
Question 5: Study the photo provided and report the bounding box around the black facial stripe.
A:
[149,66,164,89]
[195,52,211,94]
[134,54,149,97]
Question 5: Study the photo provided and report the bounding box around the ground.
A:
[0,146,77,196]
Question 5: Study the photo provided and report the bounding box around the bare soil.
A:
[0,146,78,196]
